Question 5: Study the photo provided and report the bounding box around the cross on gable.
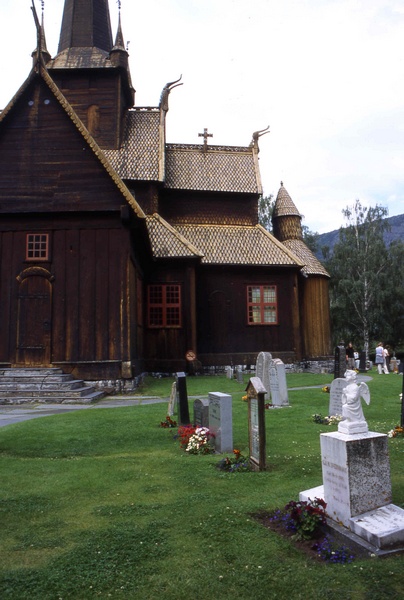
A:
[198,127,213,151]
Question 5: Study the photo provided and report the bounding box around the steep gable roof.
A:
[0,65,145,219]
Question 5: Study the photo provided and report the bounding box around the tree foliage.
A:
[258,194,274,231]
[325,200,404,354]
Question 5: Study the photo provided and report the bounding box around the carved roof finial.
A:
[159,75,183,112]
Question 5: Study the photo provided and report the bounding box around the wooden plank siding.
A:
[196,265,302,365]
[300,276,332,358]
[0,77,125,214]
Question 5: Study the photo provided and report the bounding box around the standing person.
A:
[346,342,356,370]
[375,342,384,374]
[383,345,390,374]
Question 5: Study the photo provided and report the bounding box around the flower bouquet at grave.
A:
[312,414,342,426]
[270,498,327,541]
[388,425,404,438]
[159,415,177,428]
[185,427,215,455]
[322,386,330,393]
[216,449,251,473]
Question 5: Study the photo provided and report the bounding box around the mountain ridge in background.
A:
[315,213,404,259]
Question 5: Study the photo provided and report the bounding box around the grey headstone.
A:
[255,352,272,401]
[193,398,209,428]
[208,392,233,453]
[268,358,288,406]
[329,378,347,416]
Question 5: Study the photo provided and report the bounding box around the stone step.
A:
[0,390,105,405]
[0,368,64,377]
[0,367,105,405]
[0,380,87,392]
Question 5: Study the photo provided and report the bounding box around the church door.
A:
[16,275,52,366]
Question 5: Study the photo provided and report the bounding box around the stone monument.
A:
[255,352,272,401]
[268,358,289,406]
[300,369,404,552]
[328,377,347,417]
[208,392,233,453]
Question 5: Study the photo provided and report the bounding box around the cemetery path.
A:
[0,396,167,428]
[0,376,373,428]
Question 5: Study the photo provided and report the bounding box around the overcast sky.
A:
[1,0,404,233]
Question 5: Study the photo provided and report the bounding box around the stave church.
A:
[0,0,331,382]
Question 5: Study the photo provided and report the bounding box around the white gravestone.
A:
[208,392,233,453]
[328,378,347,417]
[300,372,404,550]
[255,352,272,401]
[268,358,288,406]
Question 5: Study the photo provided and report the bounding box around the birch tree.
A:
[327,200,390,356]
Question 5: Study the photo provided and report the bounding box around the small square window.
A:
[26,234,49,261]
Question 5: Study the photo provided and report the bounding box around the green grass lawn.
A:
[0,370,403,599]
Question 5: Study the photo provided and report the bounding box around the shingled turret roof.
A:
[273,182,301,218]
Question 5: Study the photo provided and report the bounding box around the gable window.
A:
[148,284,182,327]
[247,285,278,325]
[26,234,49,261]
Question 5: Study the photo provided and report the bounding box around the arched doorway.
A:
[15,268,54,366]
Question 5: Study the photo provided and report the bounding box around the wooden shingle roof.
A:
[146,214,204,259]
[171,224,303,266]
[165,144,261,194]
[104,109,162,181]
[281,239,330,277]
[273,182,301,218]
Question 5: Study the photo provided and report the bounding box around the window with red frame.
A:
[247,285,278,324]
[26,233,49,261]
[148,284,182,327]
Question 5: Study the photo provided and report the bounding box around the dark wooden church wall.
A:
[159,191,258,226]
[51,71,126,149]
[0,78,125,213]
[143,262,196,372]
[0,220,134,376]
[196,266,300,364]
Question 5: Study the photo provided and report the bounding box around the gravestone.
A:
[300,374,404,552]
[334,344,346,379]
[268,358,288,406]
[359,351,367,372]
[225,366,233,379]
[167,381,177,416]
[208,392,233,453]
[235,365,244,384]
[255,351,272,401]
[246,377,267,471]
[193,398,209,428]
[328,377,347,416]
[176,372,190,425]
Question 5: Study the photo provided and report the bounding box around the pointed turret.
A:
[272,182,303,242]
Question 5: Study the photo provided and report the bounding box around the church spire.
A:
[58,0,113,53]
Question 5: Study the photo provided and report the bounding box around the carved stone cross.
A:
[198,127,213,151]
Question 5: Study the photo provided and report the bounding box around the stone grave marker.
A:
[334,344,346,379]
[328,377,347,417]
[176,372,190,425]
[225,366,233,379]
[208,392,233,453]
[193,398,209,428]
[255,351,272,401]
[268,358,288,406]
[246,377,267,471]
[167,381,177,416]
